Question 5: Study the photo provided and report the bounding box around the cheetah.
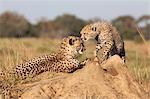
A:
[0,36,87,99]
[80,21,125,63]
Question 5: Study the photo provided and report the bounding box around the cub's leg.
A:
[95,40,114,63]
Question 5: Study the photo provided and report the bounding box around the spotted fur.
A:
[80,21,125,63]
[0,36,86,99]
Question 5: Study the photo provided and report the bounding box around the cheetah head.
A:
[80,21,113,42]
[80,24,99,41]
[61,36,85,56]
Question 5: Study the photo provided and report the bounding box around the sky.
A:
[0,0,149,23]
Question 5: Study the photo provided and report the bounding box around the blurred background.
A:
[0,0,149,40]
[0,0,149,84]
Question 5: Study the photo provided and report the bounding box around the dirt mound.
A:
[17,55,147,99]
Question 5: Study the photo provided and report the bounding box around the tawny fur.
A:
[80,21,125,63]
[0,36,86,99]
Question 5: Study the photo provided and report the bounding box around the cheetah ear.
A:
[92,27,97,31]
[69,38,74,45]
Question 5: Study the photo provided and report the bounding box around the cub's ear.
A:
[69,38,75,45]
[92,27,97,31]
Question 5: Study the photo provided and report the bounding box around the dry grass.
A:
[0,38,149,83]
[126,40,150,80]
[0,38,60,71]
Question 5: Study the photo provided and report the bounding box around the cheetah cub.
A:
[0,36,87,99]
[2,36,86,80]
[80,21,125,63]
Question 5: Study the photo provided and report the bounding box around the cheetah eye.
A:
[69,38,75,45]
[92,27,97,31]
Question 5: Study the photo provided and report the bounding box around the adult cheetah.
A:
[0,36,87,99]
[80,21,125,63]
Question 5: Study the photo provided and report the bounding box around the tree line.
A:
[0,11,149,40]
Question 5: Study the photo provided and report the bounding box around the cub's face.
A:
[62,36,85,55]
[80,24,98,41]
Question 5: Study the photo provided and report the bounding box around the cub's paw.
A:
[80,58,91,66]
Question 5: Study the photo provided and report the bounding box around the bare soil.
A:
[17,55,148,99]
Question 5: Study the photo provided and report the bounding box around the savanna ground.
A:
[0,38,149,90]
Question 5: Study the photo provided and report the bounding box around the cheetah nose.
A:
[81,48,83,52]
[84,38,87,41]
[79,33,82,37]
[81,48,86,52]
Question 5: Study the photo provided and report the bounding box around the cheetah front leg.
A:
[93,43,102,62]
[54,59,81,73]
[61,59,90,73]
[80,58,91,67]
[94,43,102,57]
[94,32,114,64]
[94,37,114,64]
[97,40,114,64]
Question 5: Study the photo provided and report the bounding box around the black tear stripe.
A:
[95,35,99,41]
